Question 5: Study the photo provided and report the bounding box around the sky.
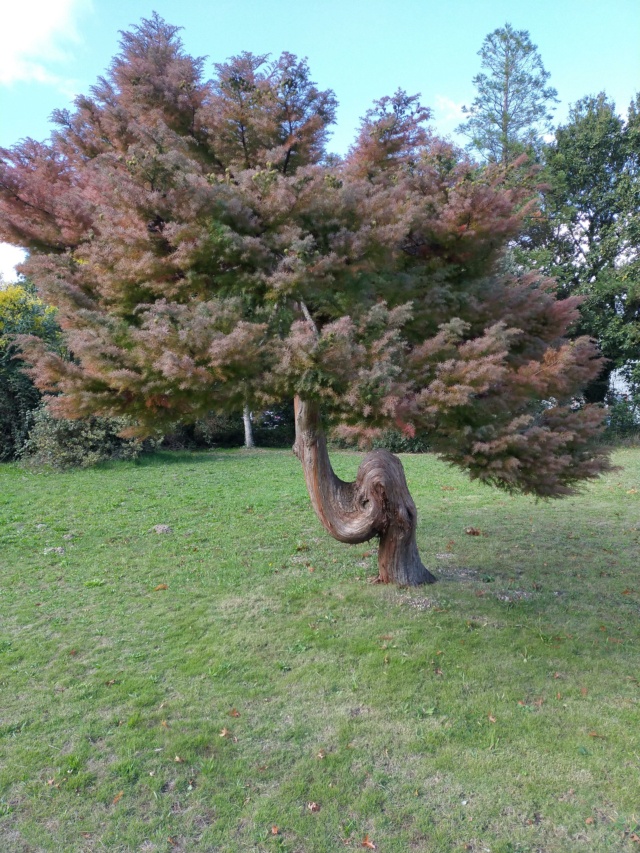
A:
[1,0,639,280]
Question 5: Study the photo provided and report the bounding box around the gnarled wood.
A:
[292,397,436,586]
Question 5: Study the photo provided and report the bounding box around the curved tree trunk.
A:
[292,397,436,586]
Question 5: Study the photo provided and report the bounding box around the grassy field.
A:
[0,447,639,853]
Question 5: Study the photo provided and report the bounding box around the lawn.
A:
[0,447,639,852]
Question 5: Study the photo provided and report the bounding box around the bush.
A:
[19,407,157,469]
[604,398,640,442]
[0,283,62,460]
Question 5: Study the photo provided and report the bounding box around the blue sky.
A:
[1,0,639,279]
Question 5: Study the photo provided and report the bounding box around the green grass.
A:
[1,447,639,853]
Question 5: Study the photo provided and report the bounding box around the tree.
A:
[457,23,558,165]
[0,15,611,585]
[0,281,61,459]
[515,93,640,402]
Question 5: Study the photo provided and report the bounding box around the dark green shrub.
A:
[19,406,156,469]
[0,283,62,460]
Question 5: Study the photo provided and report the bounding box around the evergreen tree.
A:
[458,23,558,164]
[0,16,611,585]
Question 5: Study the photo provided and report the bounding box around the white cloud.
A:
[433,95,466,126]
[0,244,27,283]
[0,0,91,88]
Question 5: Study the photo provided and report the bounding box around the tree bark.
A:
[292,397,436,586]
[243,405,255,449]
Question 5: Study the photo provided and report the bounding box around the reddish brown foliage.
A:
[0,13,611,496]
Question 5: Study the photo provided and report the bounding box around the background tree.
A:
[0,15,611,585]
[457,23,558,165]
[0,281,61,459]
[516,92,640,403]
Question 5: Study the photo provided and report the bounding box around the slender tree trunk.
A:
[243,405,255,449]
[292,397,436,586]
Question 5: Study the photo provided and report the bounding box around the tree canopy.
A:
[457,23,558,164]
[0,15,612,583]
[516,92,640,402]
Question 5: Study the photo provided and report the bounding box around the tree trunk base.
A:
[293,397,437,586]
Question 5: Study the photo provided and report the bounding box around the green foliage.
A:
[19,406,156,469]
[0,283,61,460]
[458,23,558,164]
[516,92,640,401]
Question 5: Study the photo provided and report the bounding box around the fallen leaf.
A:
[69,649,78,656]
[105,679,116,686]
[554,672,561,679]
[585,816,594,825]
[588,731,605,738]
[362,835,376,849]
[534,697,544,708]
[220,727,232,738]
[622,589,635,595]
[167,838,177,847]
[488,715,497,723]
[113,790,123,805]
[307,801,321,812]
[580,687,588,696]
[627,488,637,494]
[46,778,55,786]
[308,565,315,572]
[161,720,169,728]
[317,750,326,759]
[174,755,184,763]
[465,527,481,536]
[81,833,92,839]
[556,692,562,700]
[271,826,279,835]
[434,667,443,676]
[228,708,241,718]
[630,832,640,842]
[154,583,168,591]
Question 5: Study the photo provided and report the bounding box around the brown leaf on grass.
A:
[174,755,184,763]
[69,649,78,656]
[219,727,232,738]
[228,708,241,717]
[534,697,544,708]
[105,679,116,686]
[362,835,376,849]
[81,833,92,839]
[465,527,481,536]
[317,750,326,759]
[585,817,594,825]
[167,838,177,847]
[271,826,279,835]
[46,778,56,786]
[113,790,123,805]
[161,720,169,728]
[627,489,637,494]
[307,801,321,812]
[554,672,561,679]
[581,687,588,696]
[588,731,605,738]
[629,832,640,842]
[434,668,443,676]
[622,589,635,595]
[488,715,497,723]
[154,583,168,591]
